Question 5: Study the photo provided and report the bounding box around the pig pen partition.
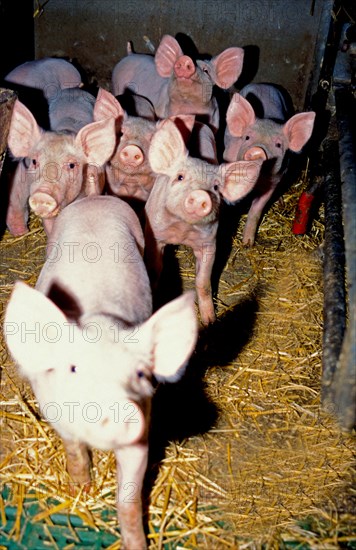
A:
[0,1,355,548]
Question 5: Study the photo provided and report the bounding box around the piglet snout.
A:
[243,146,268,162]
[29,192,58,218]
[184,189,212,219]
[119,144,144,169]
[174,55,196,79]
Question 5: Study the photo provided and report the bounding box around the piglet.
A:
[93,88,158,202]
[5,99,115,236]
[144,119,262,325]
[112,34,244,133]
[48,87,96,134]
[3,58,83,128]
[93,88,217,203]
[224,83,316,246]
[4,195,198,550]
[4,57,82,99]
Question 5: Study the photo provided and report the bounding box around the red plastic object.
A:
[292,191,315,235]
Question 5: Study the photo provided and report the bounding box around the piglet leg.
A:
[42,218,55,237]
[6,162,31,236]
[115,443,149,550]
[63,439,91,494]
[144,222,165,291]
[194,241,216,325]
[242,185,276,247]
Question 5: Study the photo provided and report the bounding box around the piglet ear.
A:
[7,99,43,158]
[155,34,183,77]
[219,160,262,203]
[76,117,116,166]
[142,292,198,381]
[4,282,68,377]
[211,47,244,89]
[283,111,316,152]
[93,88,125,131]
[226,93,256,137]
[149,118,188,175]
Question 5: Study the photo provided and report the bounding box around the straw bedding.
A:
[0,169,355,549]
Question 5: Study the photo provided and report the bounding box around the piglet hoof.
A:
[7,224,29,237]
[200,309,216,326]
[242,233,256,247]
[6,212,28,237]
[66,480,92,497]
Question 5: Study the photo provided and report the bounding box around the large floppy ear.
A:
[149,118,188,175]
[155,34,183,77]
[211,47,244,89]
[93,88,125,131]
[219,160,262,203]
[226,93,256,137]
[4,281,69,376]
[7,99,43,158]
[140,292,198,381]
[75,117,116,166]
[283,111,316,152]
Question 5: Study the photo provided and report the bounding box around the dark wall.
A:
[0,0,336,112]
[30,0,334,111]
[0,0,34,78]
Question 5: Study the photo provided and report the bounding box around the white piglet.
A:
[4,195,198,550]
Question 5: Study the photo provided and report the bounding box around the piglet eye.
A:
[245,136,250,141]
[276,142,282,148]
[68,162,76,169]
[177,174,184,181]
[32,159,37,166]
[137,370,145,379]
[70,365,77,373]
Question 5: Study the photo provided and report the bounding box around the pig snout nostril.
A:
[119,145,144,167]
[243,147,268,162]
[175,55,195,78]
[29,192,58,217]
[184,190,212,218]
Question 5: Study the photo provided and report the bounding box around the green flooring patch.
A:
[0,486,119,549]
[1,486,355,549]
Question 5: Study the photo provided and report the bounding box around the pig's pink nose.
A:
[184,190,212,218]
[29,192,58,218]
[119,144,144,168]
[243,147,267,161]
[174,55,195,78]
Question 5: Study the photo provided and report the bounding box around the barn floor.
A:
[0,170,355,549]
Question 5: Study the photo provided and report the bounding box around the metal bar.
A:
[321,22,356,430]
[321,120,347,410]
[333,84,356,429]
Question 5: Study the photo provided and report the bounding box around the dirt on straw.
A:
[0,171,355,549]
